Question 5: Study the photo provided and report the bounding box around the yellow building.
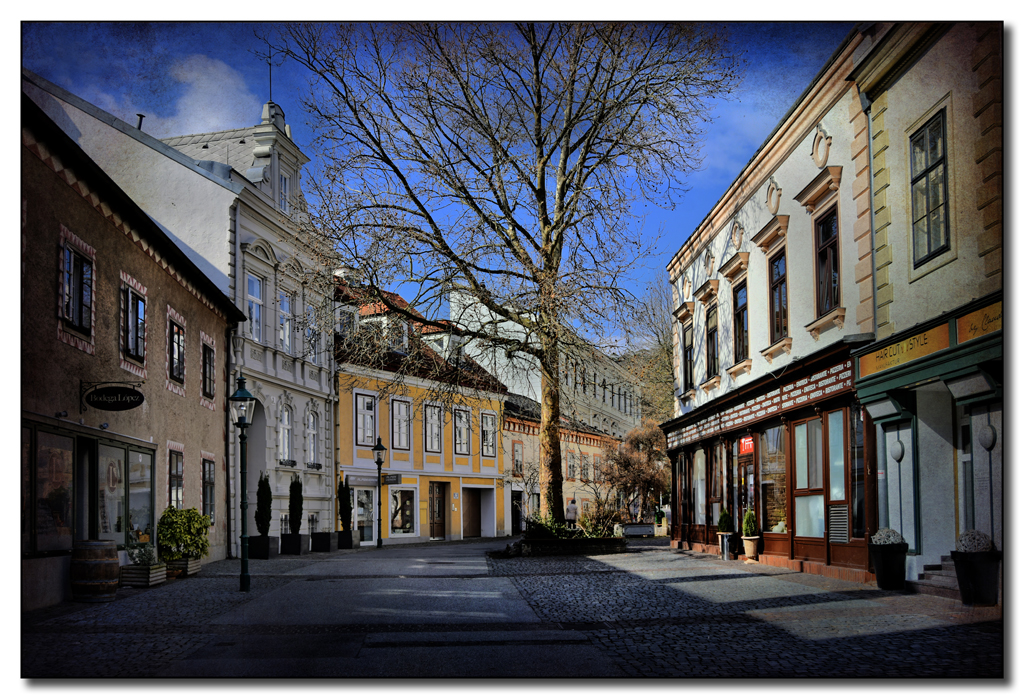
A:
[334,288,508,545]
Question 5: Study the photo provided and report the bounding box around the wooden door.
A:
[511,491,523,535]
[462,488,481,537]
[428,482,446,540]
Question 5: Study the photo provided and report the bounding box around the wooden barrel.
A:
[70,540,119,602]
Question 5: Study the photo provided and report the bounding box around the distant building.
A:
[21,95,245,609]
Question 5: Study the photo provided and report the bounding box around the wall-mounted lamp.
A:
[55,411,67,418]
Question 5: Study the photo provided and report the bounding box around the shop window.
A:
[691,449,706,525]
[769,250,788,343]
[481,413,496,457]
[734,282,748,363]
[33,431,75,551]
[392,400,411,450]
[247,274,263,343]
[125,287,146,363]
[910,109,949,267]
[98,445,126,546]
[169,450,183,509]
[454,409,470,455]
[850,408,865,539]
[390,488,416,534]
[356,394,376,447]
[760,425,787,533]
[128,451,154,543]
[794,418,824,537]
[815,207,840,316]
[202,458,215,525]
[425,404,442,453]
[828,410,846,501]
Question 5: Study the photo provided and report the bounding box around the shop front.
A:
[667,349,877,582]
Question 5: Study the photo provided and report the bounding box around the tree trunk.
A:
[538,337,565,522]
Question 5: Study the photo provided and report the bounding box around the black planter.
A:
[337,530,354,550]
[951,550,1002,606]
[310,531,337,553]
[248,535,279,560]
[868,542,909,590]
[280,533,308,555]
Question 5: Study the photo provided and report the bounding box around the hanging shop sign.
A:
[382,474,402,485]
[956,301,1002,345]
[858,324,950,379]
[84,385,145,411]
[739,435,755,454]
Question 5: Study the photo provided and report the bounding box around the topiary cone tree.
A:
[338,481,353,532]
[255,472,272,537]
[289,474,303,535]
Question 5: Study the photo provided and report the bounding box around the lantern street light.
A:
[372,437,387,549]
[229,374,256,592]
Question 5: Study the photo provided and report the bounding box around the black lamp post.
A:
[372,437,386,549]
[229,374,256,592]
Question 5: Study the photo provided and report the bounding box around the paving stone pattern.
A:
[22,540,1003,678]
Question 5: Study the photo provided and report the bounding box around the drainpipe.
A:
[860,89,878,337]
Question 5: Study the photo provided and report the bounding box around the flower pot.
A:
[248,535,278,560]
[337,530,355,550]
[311,531,337,552]
[868,542,908,590]
[717,532,734,560]
[741,535,759,560]
[951,549,1002,606]
[280,533,308,555]
[120,563,167,588]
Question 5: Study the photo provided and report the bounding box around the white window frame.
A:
[454,408,471,456]
[279,173,290,213]
[279,405,293,462]
[425,404,442,454]
[279,291,293,354]
[356,393,377,447]
[513,442,524,474]
[306,412,319,465]
[392,398,412,451]
[481,412,497,458]
[247,273,264,343]
[305,305,319,364]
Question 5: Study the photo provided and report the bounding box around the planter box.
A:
[248,535,279,560]
[337,530,358,550]
[868,542,908,590]
[166,557,202,577]
[951,549,1002,606]
[280,533,308,555]
[120,563,167,588]
[311,532,337,552]
[519,537,626,557]
[617,523,655,538]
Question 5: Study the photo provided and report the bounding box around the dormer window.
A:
[279,174,290,213]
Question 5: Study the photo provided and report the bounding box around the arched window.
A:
[279,405,293,461]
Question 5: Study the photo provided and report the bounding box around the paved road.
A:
[22,538,1003,678]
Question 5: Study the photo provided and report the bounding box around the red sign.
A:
[739,436,754,454]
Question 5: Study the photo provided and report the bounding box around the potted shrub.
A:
[716,508,734,561]
[249,472,278,559]
[280,474,306,555]
[311,525,337,552]
[868,527,909,590]
[120,541,166,587]
[337,481,356,549]
[951,529,1001,606]
[157,507,210,576]
[741,509,759,560]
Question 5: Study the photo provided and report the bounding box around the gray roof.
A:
[161,127,260,173]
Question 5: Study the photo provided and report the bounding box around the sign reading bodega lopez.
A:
[84,386,145,411]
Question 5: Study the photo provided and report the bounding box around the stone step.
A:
[921,566,957,579]
[907,579,962,600]
[919,572,959,588]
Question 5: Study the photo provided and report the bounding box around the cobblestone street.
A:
[22,538,1003,679]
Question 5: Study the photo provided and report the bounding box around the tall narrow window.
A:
[910,110,949,266]
[581,454,591,480]
[279,292,293,354]
[816,207,840,315]
[481,414,496,457]
[356,395,376,446]
[513,442,524,474]
[392,400,411,450]
[279,174,290,213]
[454,409,470,455]
[683,324,694,392]
[733,282,748,363]
[769,250,788,343]
[306,413,319,464]
[202,344,215,399]
[279,405,293,461]
[169,451,183,509]
[425,405,442,453]
[794,417,825,538]
[62,244,93,334]
[247,274,263,342]
[305,305,319,364]
[169,321,185,384]
[567,451,578,479]
[125,288,146,362]
[202,458,215,525]
[706,305,719,379]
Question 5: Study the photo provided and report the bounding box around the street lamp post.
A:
[372,437,387,549]
[229,374,256,593]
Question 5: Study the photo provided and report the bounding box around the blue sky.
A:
[21,20,855,300]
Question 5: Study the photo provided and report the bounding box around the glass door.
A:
[356,488,375,546]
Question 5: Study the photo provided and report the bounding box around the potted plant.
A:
[157,507,210,576]
[951,529,1001,606]
[741,509,759,560]
[249,472,278,559]
[311,525,337,552]
[280,474,306,555]
[868,527,909,590]
[120,541,166,587]
[337,481,356,549]
[717,508,734,560]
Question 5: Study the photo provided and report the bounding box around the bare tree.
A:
[620,280,677,424]
[273,22,739,521]
[602,419,669,522]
